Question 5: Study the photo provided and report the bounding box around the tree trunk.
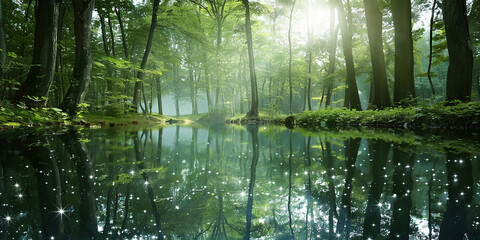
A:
[325,0,338,108]
[54,5,67,106]
[392,0,416,105]
[132,0,163,110]
[97,8,110,56]
[363,0,391,109]
[156,76,163,114]
[243,0,259,119]
[337,0,361,110]
[288,0,296,114]
[427,0,437,96]
[115,6,129,60]
[61,0,95,116]
[15,0,61,108]
[443,0,474,102]
[0,0,6,88]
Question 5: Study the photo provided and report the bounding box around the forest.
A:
[0,0,478,121]
[1,0,480,239]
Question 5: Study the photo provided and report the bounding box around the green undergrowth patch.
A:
[227,112,287,124]
[0,105,174,129]
[295,101,480,130]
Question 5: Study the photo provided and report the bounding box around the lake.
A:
[0,124,479,239]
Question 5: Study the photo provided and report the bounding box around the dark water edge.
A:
[0,124,479,239]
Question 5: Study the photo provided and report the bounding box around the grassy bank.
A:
[295,102,480,130]
[0,106,175,129]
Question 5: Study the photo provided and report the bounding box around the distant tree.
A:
[392,0,416,105]
[15,0,61,108]
[363,0,391,109]
[243,0,258,119]
[443,0,473,102]
[61,0,95,116]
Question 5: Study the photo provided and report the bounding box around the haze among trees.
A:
[0,0,478,118]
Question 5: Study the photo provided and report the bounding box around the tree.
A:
[243,0,258,119]
[337,0,361,110]
[363,0,391,109]
[392,0,415,105]
[288,0,296,114]
[61,0,95,116]
[443,0,473,102]
[0,0,6,84]
[325,0,338,108]
[15,0,61,108]
[132,0,164,112]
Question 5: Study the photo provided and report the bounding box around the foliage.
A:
[296,101,480,129]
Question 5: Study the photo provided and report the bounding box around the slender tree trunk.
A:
[156,76,163,114]
[98,8,110,56]
[115,7,128,60]
[15,0,61,108]
[107,15,115,56]
[288,0,296,114]
[443,0,474,102]
[132,0,164,110]
[337,0,361,110]
[427,0,437,96]
[0,0,6,90]
[61,0,95,116]
[325,0,338,107]
[392,0,416,105]
[243,0,259,118]
[363,0,391,109]
[54,5,67,106]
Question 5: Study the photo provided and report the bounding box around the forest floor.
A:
[3,101,480,131]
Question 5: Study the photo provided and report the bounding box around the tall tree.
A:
[243,0,258,119]
[443,0,474,102]
[15,0,61,108]
[337,0,361,110]
[325,0,338,107]
[288,0,296,114]
[132,0,164,111]
[426,0,437,96]
[363,0,391,109]
[392,0,415,105]
[0,0,6,84]
[61,0,95,116]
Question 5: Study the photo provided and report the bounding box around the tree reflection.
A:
[439,151,473,239]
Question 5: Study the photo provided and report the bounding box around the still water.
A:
[0,124,479,239]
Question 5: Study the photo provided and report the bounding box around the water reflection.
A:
[0,125,479,239]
